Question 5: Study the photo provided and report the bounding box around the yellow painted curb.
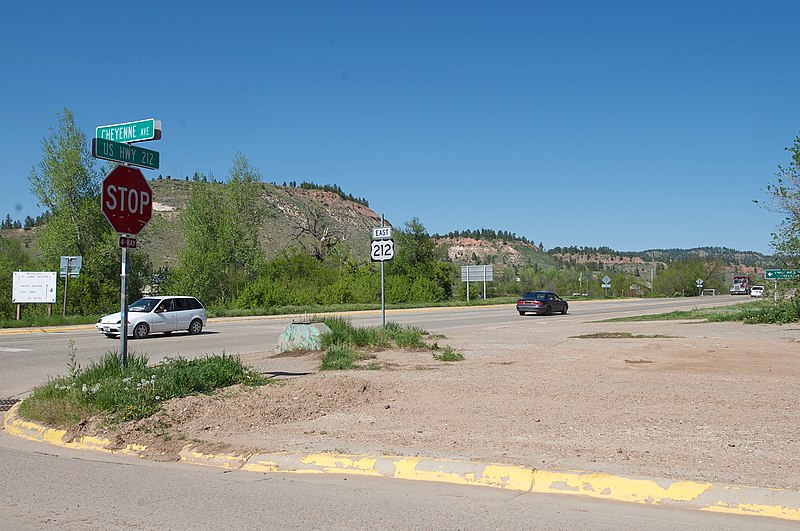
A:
[3,402,146,455]
[5,404,800,522]
[178,445,250,469]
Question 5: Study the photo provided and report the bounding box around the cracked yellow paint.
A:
[178,446,248,469]
[533,470,713,503]
[300,453,382,476]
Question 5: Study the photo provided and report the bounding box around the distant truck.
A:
[730,275,751,295]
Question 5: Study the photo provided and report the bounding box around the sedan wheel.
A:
[561,306,568,315]
[132,322,150,339]
[188,319,203,335]
[518,311,525,316]
[544,305,552,316]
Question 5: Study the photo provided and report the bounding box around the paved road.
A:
[1,428,793,530]
[0,296,750,399]
[3,295,793,529]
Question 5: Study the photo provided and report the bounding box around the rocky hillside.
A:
[433,236,559,270]
[138,179,383,269]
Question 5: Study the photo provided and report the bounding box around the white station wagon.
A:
[96,296,206,339]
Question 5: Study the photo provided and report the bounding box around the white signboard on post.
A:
[12,272,57,303]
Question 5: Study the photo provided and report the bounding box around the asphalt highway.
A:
[0,295,751,400]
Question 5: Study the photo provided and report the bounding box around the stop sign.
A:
[101,166,153,235]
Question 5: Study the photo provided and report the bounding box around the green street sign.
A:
[92,138,160,170]
[96,118,161,143]
[764,269,800,280]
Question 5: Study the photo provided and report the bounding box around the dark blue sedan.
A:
[516,291,568,316]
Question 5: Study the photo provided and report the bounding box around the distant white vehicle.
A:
[750,286,765,298]
[96,296,206,339]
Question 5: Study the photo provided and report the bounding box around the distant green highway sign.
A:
[92,138,160,170]
[764,269,800,280]
[96,118,161,143]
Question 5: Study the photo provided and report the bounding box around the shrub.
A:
[19,352,268,425]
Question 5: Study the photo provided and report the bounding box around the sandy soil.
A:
[70,313,800,490]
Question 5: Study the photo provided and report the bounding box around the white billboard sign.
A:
[460,265,494,281]
[12,272,57,303]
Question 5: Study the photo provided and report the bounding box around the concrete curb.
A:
[5,403,799,522]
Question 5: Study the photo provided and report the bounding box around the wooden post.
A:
[16,304,20,320]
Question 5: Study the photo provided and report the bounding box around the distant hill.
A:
[1,179,773,278]
[433,233,559,270]
[548,246,772,276]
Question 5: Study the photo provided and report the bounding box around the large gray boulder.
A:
[277,322,331,352]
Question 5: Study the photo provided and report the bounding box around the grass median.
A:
[19,343,270,426]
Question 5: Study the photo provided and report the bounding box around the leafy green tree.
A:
[386,218,452,301]
[0,236,34,319]
[29,108,103,259]
[170,154,265,305]
[25,108,134,314]
[766,134,800,267]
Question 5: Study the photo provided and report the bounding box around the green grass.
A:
[573,332,676,339]
[0,314,102,329]
[18,351,270,426]
[320,344,377,370]
[318,317,459,369]
[604,300,800,325]
[432,346,464,362]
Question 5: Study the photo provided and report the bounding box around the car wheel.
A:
[544,305,552,316]
[518,311,525,316]
[561,306,568,315]
[132,322,150,339]
[188,319,203,335]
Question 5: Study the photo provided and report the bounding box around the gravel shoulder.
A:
[73,312,800,490]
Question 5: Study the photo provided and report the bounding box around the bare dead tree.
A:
[291,203,348,261]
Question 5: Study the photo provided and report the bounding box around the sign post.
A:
[59,256,82,316]
[96,123,158,369]
[764,269,800,303]
[371,218,395,326]
[696,278,704,297]
[461,265,494,301]
[602,275,612,297]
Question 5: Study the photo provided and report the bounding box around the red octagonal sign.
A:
[101,166,153,235]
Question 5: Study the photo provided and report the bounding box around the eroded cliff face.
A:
[434,236,543,266]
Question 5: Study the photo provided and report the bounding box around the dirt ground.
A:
[72,313,800,490]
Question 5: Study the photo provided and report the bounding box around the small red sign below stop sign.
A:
[101,166,153,235]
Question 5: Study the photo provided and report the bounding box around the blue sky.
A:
[2,1,798,255]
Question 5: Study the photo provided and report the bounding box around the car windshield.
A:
[128,298,159,313]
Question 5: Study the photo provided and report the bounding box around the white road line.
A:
[0,347,32,352]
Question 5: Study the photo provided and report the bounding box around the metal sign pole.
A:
[466,267,470,303]
[380,215,385,327]
[119,244,129,369]
[62,260,70,316]
[483,265,487,300]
